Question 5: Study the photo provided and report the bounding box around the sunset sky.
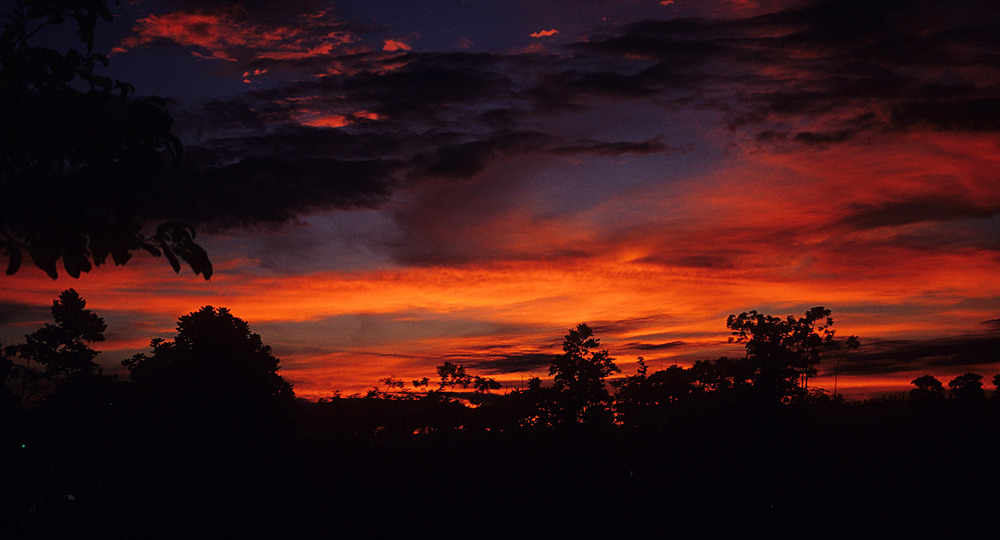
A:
[2,0,999,400]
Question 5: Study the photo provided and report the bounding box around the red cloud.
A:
[383,39,413,52]
[118,9,359,65]
[529,29,559,38]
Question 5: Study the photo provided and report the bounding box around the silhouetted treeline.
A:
[3,293,1000,537]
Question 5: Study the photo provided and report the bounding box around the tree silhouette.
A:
[124,306,293,424]
[549,323,620,424]
[948,373,985,404]
[613,359,702,428]
[4,288,106,404]
[727,306,856,406]
[689,356,753,394]
[0,345,18,411]
[0,0,210,279]
[436,361,473,390]
[647,364,695,403]
[910,374,945,400]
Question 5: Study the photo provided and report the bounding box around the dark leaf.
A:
[29,245,60,280]
[91,241,109,266]
[185,242,213,280]
[91,75,112,90]
[161,242,181,273]
[63,237,93,278]
[140,243,161,258]
[110,248,132,266]
[5,244,22,275]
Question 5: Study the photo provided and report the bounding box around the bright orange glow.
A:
[383,39,413,52]
[295,108,382,128]
[529,29,559,38]
[5,216,997,399]
[5,125,999,399]
[300,114,351,128]
[11,4,1000,404]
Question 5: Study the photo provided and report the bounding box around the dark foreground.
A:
[4,394,999,539]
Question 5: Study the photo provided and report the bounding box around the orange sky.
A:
[4,0,1000,400]
[4,130,998,399]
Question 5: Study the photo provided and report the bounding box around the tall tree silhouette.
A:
[0,0,210,279]
[549,323,619,424]
[4,288,106,404]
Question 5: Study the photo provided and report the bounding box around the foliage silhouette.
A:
[727,306,858,406]
[948,372,985,404]
[0,350,15,410]
[436,360,472,390]
[4,288,106,404]
[0,0,211,279]
[123,306,294,430]
[431,361,500,403]
[4,299,1000,538]
[613,359,712,428]
[910,374,945,400]
[547,323,620,425]
[689,356,753,394]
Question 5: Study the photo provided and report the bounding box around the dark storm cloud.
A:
[165,155,394,227]
[890,97,1000,133]
[161,0,1000,232]
[570,18,731,64]
[0,301,48,326]
[832,333,1000,376]
[840,196,1000,230]
[626,340,686,351]
[172,43,669,228]
[410,131,555,179]
[586,315,676,336]
[636,249,747,270]
[467,352,559,374]
[544,69,656,99]
[579,0,1000,139]
[550,139,670,155]
[343,53,520,116]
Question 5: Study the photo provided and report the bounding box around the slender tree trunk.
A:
[19,357,30,408]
